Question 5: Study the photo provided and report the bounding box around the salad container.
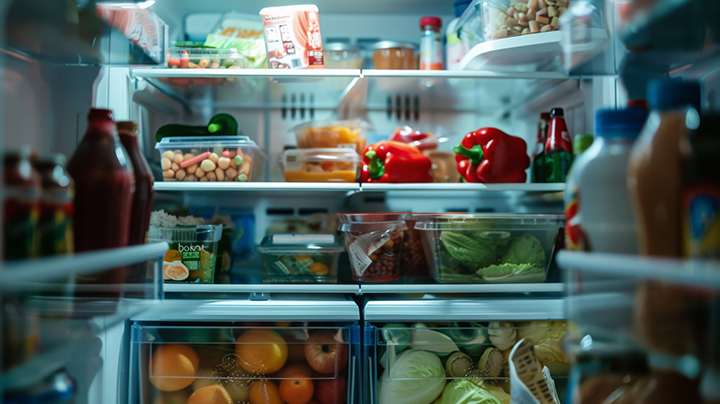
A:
[282,148,360,182]
[291,120,368,154]
[340,221,407,283]
[257,234,344,283]
[148,224,223,284]
[155,136,265,182]
[416,214,563,283]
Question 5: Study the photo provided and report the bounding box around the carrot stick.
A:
[179,151,211,169]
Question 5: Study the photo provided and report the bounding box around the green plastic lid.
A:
[573,134,594,155]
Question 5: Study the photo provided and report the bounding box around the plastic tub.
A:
[291,120,368,154]
[133,322,359,404]
[370,41,418,69]
[480,0,570,40]
[257,234,344,283]
[324,43,363,69]
[282,148,360,182]
[148,224,223,283]
[155,136,265,182]
[340,221,407,282]
[404,213,455,280]
[416,214,563,283]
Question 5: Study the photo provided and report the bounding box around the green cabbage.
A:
[499,235,545,267]
[378,350,446,404]
[440,232,497,269]
[437,380,502,404]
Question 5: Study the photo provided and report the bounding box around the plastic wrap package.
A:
[203,12,268,68]
[509,339,559,404]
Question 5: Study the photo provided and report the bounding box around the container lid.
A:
[260,4,319,14]
[415,214,564,231]
[453,0,473,18]
[283,148,360,164]
[290,119,370,132]
[573,134,594,154]
[257,234,345,253]
[155,136,260,150]
[340,221,407,232]
[369,41,419,51]
[595,108,649,139]
[324,42,361,52]
[148,224,223,243]
[337,212,409,223]
[420,16,442,28]
[647,79,702,111]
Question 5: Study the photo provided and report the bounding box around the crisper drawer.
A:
[364,321,569,404]
[132,322,361,404]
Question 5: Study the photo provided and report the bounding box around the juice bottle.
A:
[544,108,573,182]
[67,109,134,295]
[3,150,41,261]
[32,154,74,256]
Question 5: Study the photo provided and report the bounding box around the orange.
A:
[236,329,288,374]
[280,377,314,404]
[187,385,233,404]
[309,262,329,276]
[249,380,285,404]
[150,344,199,392]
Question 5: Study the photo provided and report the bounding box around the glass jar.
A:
[324,42,362,69]
[370,41,418,69]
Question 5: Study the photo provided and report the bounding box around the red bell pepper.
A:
[390,126,438,150]
[360,141,433,183]
[453,128,530,183]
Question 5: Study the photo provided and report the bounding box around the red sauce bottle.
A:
[67,109,134,294]
[117,121,154,246]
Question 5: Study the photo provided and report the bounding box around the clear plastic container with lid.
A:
[257,234,344,283]
[155,136,266,182]
[324,42,362,69]
[475,0,571,40]
[420,16,443,70]
[416,214,563,284]
[282,148,359,183]
[340,220,407,283]
[370,41,418,69]
[291,120,368,154]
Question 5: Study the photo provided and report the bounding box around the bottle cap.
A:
[573,134,594,155]
[453,0,472,17]
[647,79,702,111]
[595,108,649,139]
[420,16,442,28]
[116,121,139,135]
[551,108,564,117]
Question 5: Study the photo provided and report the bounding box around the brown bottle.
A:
[67,109,134,296]
[117,121,154,246]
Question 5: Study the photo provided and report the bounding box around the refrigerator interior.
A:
[1,0,719,403]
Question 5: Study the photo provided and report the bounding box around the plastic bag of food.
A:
[259,5,324,69]
[204,12,267,68]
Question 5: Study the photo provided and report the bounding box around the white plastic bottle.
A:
[565,108,648,253]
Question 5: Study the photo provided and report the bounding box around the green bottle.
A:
[155,113,239,142]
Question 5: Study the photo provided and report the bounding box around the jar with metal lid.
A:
[370,41,418,69]
[324,42,362,69]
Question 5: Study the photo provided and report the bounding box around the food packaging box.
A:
[155,136,265,182]
[291,120,368,154]
[416,214,563,283]
[257,234,344,283]
[340,221,407,283]
[282,148,359,182]
[259,4,324,69]
[148,224,223,283]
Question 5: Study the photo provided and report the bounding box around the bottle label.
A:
[545,152,573,182]
[3,187,39,260]
[682,184,720,259]
[420,34,443,70]
[564,184,589,251]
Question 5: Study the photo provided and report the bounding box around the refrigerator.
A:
[1,0,718,403]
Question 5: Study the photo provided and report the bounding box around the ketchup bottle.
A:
[544,108,573,182]
[117,121,154,246]
[67,109,134,295]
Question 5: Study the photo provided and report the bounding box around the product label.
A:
[163,243,215,283]
[564,185,589,251]
[3,187,39,260]
[682,184,720,259]
[420,34,443,70]
[260,8,323,69]
[347,230,390,277]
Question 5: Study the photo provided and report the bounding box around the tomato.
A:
[168,57,181,68]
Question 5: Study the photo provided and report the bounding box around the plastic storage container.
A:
[148,224,223,284]
[257,234,344,283]
[370,41,418,69]
[133,322,360,404]
[155,136,265,182]
[324,43,363,69]
[282,148,360,182]
[291,120,368,154]
[479,0,570,40]
[340,221,407,283]
[166,44,250,69]
[366,321,569,404]
[416,214,563,283]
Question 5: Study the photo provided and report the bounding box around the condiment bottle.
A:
[531,112,551,183]
[117,121,154,247]
[681,113,720,259]
[32,154,74,256]
[564,133,594,251]
[67,109,134,295]
[628,79,701,257]
[544,108,573,182]
[569,108,648,254]
[2,149,41,261]
[420,16,443,70]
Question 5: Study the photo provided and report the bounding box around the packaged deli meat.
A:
[259,5,324,69]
